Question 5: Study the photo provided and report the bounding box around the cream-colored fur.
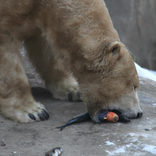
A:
[24,32,80,101]
[0,0,142,122]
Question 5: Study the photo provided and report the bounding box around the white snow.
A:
[105,140,115,146]
[150,70,156,76]
[135,63,156,82]
[142,145,156,155]
[106,150,115,156]
[115,146,126,153]
[128,132,150,138]
[125,143,133,148]
[128,133,135,137]
[106,146,126,155]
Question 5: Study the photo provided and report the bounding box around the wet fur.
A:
[0,0,142,122]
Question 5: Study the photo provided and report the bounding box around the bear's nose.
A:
[137,112,143,118]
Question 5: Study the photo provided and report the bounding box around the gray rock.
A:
[105,0,156,70]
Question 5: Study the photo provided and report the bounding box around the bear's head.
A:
[51,0,143,122]
[78,41,142,122]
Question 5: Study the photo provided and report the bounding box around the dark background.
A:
[105,0,156,70]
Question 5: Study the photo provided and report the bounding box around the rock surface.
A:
[105,0,156,70]
[0,54,156,156]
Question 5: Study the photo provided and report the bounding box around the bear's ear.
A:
[108,41,121,56]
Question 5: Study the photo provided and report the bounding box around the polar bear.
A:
[0,0,142,122]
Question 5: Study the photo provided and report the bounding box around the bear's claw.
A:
[28,113,36,120]
[42,109,49,118]
[37,109,49,121]
[28,109,49,121]
[68,92,82,102]
[68,93,73,101]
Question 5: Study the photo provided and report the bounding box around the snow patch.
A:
[126,143,133,148]
[128,133,135,137]
[150,70,156,76]
[115,146,126,153]
[135,63,156,82]
[106,146,126,155]
[142,145,156,155]
[128,132,150,138]
[105,140,115,146]
[106,150,115,156]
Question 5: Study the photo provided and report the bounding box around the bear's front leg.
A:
[24,34,81,102]
[0,43,49,122]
